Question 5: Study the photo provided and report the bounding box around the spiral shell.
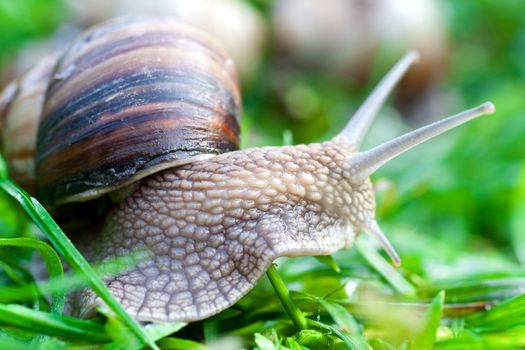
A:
[31,17,241,206]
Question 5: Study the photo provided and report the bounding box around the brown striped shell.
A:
[3,17,241,207]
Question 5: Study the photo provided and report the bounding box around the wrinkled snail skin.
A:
[0,17,496,323]
[75,141,373,322]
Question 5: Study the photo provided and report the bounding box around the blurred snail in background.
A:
[272,0,448,121]
[65,0,267,81]
[1,0,265,90]
[0,17,494,322]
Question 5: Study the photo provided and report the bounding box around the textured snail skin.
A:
[74,141,373,322]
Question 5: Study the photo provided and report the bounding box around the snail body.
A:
[78,141,373,321]
[0,18,495,322]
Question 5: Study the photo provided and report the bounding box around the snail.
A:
[64,0,267,81]
[0,17,495,323]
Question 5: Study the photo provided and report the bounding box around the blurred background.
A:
[0,0,524,285]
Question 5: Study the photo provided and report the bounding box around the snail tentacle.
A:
[337,50,420,148]
[349,102,496,183]
[363,220,400,266]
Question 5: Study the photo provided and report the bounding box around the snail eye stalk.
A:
[337,50,420,148]
[349,102,495,183]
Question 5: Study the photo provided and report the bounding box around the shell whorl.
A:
[35,17,241,207]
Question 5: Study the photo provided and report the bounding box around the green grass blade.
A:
[0,251,145,308]
[314,256,341,272]
[318,299,360,334]
[0,238,64,313]
[284,337,304,350]
[435,326,525,349]
[295,329,335,349]
[102,321,187,350]
[157,337,208,350]
[0,332,32,350]
[0,178,159,350]
[419,276,525,303]
[0,303,110,342]
[0,260,44,310]
[466,292,525,331]
[356,237,416,296]
[410,291,445,350]
[307,319,368,350]
[0,157,7,180]
[266,264,308,331]
[254,333,280,350]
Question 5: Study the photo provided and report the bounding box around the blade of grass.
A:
[157,337,208,350]
[307,319,368,350]
[435,326,525,349]
[356,237,416,296]
[0,332,31,350]
[266,264,307,331]
[0,249,146,308]
[318,299,360,334]
[0,260,45,310]
[102,320,187,350]
[0,238,64,313]
[284,337,303,350]
[0,303,110,342]
[410,290,445,350]
[465,292,525,331]
[0,176,158,350]
[254,333,279,350]
[295,329,334,349]
[419,276,525,302]
[314,256,341,273]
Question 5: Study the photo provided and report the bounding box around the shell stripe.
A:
[57,22,231,76]
[38,105,239,204]
[43,43,239,132]
[46,29,235,108]
[39,68,239,151]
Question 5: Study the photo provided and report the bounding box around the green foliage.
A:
[0,237,64,313]
[0,0,65,64]
[410,291,444,350]
[0,303,109,342]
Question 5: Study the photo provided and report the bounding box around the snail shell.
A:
[0,54,58,194]
[3,17,242,207]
